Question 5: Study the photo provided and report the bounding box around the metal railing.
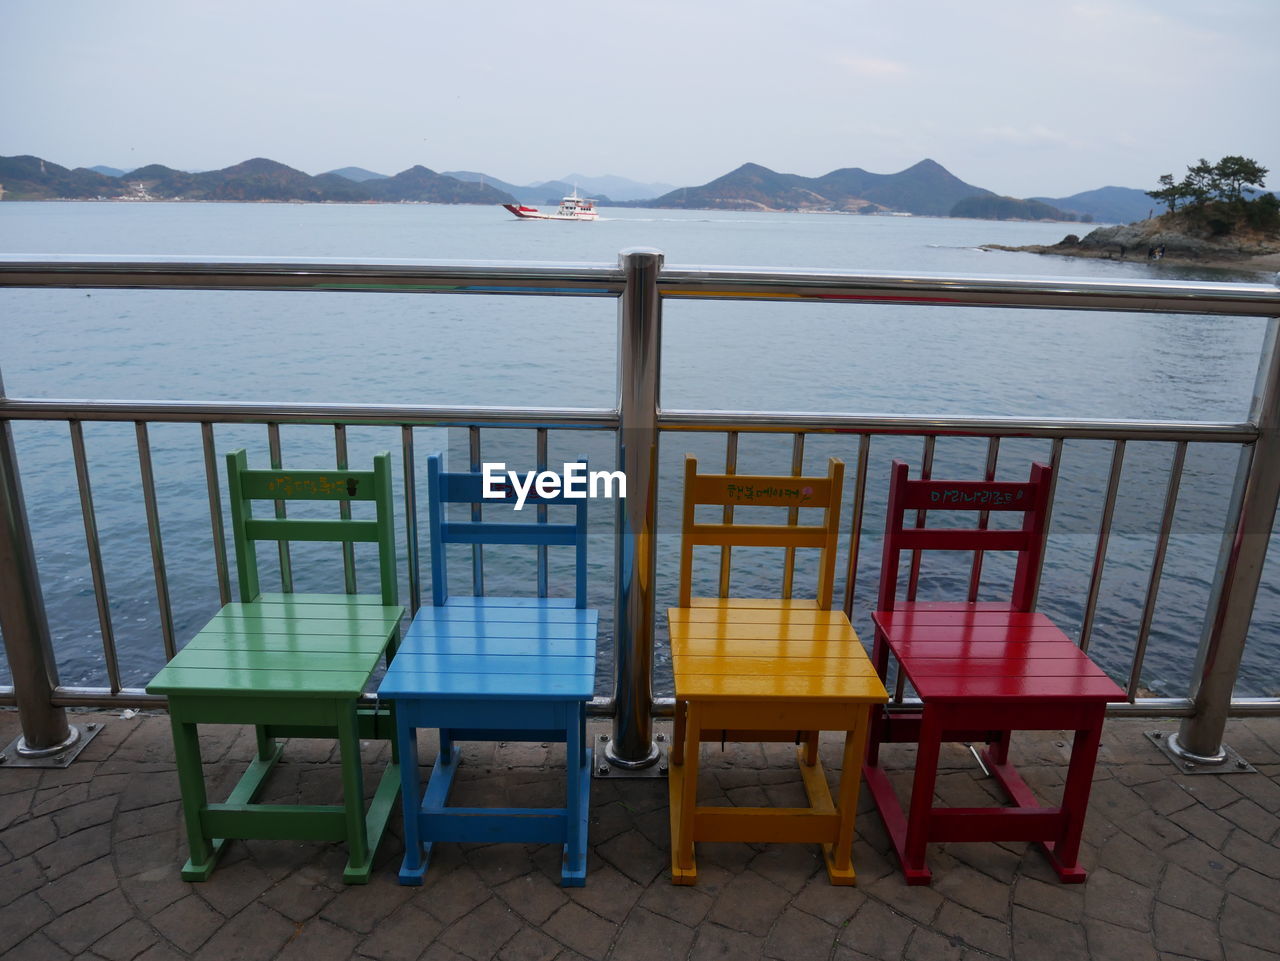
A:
[1,251,1278,771]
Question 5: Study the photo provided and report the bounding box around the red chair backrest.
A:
[878,459,1052,612]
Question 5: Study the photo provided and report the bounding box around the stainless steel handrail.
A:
[659,410,1258,442]
[0,256,627,295]
[658,265,1279,315]
[2,254,1276,314]
[0,398,619,428]
[1,255,1278,771]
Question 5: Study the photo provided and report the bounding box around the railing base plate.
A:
[1145,730,1254,775]
[0,722,102,770]
[594,732,668,779]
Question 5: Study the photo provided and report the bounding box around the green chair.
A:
[147,449,404,883]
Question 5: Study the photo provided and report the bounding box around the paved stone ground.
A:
[0,709,1277,961]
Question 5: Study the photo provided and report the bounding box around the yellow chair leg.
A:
[669,702,700,885]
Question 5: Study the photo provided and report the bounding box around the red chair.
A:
[863,459,1125,885]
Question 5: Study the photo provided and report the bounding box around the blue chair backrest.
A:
[427,452,589,608]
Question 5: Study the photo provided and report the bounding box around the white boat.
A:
[503,193,598,221]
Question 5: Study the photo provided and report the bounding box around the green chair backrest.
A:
[225,448,398,606]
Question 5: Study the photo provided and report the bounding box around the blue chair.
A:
[378,453,597,886]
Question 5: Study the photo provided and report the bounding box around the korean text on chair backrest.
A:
[877,458,1052,613]
[426,453,589,608]
[678,454,845,608]
[225,448,398,606]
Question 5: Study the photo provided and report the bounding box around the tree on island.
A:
[1146,155,1277,234]
[1147,156,1268,212]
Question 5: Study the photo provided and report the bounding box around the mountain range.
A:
[0,153,1157,223]
[637,159,997,217]
[443,171,676,204]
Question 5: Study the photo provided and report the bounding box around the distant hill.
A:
[951,195,1074,221]
[1030,186,1152,224]
[361,165,513,204]
[445,170,526,197]
[0,155,514,204]
[646,163,818,211]
[88,165,126,178]
[324,166,388,182]
[637,159,995,216]
[560,173,675,201]
[444,171,613,206]
[311,172,381,202]
[0,155,127,200]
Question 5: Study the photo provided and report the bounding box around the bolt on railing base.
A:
[1145,730,1255,775]
[595,731,668,779]
[0,722,101,770]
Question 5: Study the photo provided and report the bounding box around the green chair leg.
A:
[337,702,372,883]
[169,715,221,881]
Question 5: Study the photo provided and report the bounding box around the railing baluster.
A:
[267,423,293,593]
[69,421,121,692]
[469,425,484,596]
[1079,440,1126,653]
[1129,441,1187,699]
[334,425,357,595]
[402,425,420,614]
[537,428,548,598]
[898,435,937,704]
[968,436,1001,602]
[1030,437,1067,609]
[841,433,870,620]
[782,433,806,599]
[136,422,177,660]
[201,423,232,606]
[716,432,747,598]
[718,431,740,597]
[906,435,936,602]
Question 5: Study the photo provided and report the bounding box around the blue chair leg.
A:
[396,723,426,885]
[414,738,462,876]
[562,704,590,886]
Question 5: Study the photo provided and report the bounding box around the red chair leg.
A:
[900,705,944,885]
[988,729,1012,766]
[866,629,892,767]
[1043,713,1104,883]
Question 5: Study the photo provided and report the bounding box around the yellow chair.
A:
[666,454,888,885]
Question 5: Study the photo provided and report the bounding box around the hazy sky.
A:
[3,0,1276,198]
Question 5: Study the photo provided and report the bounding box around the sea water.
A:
[0,201,1275,697]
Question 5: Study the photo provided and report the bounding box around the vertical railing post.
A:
[607,248,664,770]
[0,371,78,756]
[1172,314,1280,763]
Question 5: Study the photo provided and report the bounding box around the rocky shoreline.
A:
[985,219,1280,276]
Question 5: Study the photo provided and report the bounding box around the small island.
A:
[986,156,1280,275]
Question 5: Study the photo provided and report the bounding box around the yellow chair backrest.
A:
[677,454,845,608]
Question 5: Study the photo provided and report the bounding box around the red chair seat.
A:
[877,606,1122,701]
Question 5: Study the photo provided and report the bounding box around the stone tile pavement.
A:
[1,709,1277,961]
